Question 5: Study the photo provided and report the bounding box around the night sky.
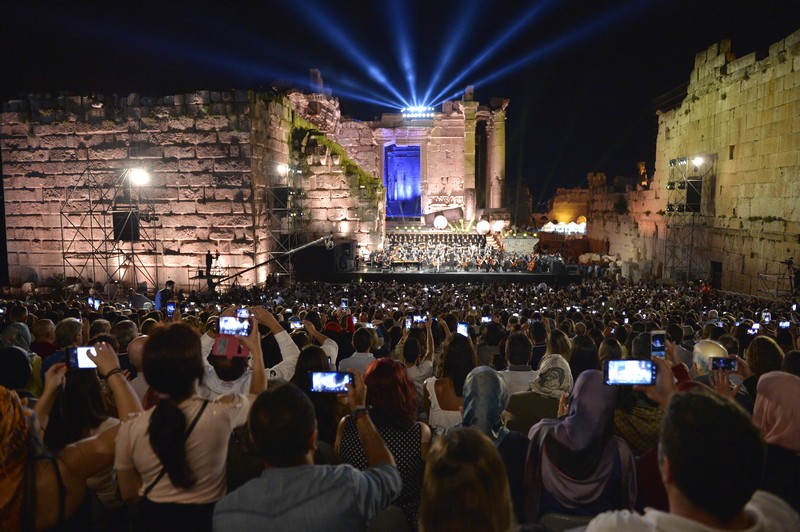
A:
[2,0,799,204]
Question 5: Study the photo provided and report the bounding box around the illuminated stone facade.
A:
[579,29,800,294]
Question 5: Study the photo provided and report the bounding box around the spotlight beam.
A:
[427,0,559,105]
[387,0,417,105]
[421,0,486,105]
[434,0,655,106]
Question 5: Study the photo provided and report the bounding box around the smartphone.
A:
[481,316,492,324]
[762,312,771,324]
[364,322,375,329]
[624,317,629,325]
[404,317,412,329]
[413,315,426,324]
[457,322,469,336]
[717,321,725,328]
[650,331,666,359]
[710,357,738,372]
[93,299,101,311]
[746,327,759,335]
[752,323,761,330]
[167,302,176,318]
[215,304,222,313]
[309,371,353,393]
[219,315,252,337]
[88,296,95,308]
[793,303,798,312]
[340,298,348,310]
[779,321,791,329]
[604,359,657,386]
[66,346,98,370]
[290,321,303,330]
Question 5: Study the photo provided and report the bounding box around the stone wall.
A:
[581,28,800,294]
[1,89,384,291]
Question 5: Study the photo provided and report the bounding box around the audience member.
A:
[504,353,573,435]
[423,334,476,435]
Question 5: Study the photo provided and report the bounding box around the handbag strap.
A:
[143,399,209,498]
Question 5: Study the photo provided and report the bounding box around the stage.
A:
[297,267,582,285]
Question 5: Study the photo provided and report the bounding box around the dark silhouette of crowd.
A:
[1,277,799,531]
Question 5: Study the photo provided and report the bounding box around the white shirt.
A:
[499,366,536,395]
[585,491,800,532]
[338,352,376,374]
[197,330,301,400]
[406,360,433,385]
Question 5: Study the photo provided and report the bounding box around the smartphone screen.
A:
[604,359,656,385]
[650,331,666,359]
[219,315,252,337]
[167,302,176,318]
[413,315,426,324]
[290,321,303,330]
[93,299,101,311]
[710,357,738,372]
[457,322,469,336]
[309,371,353,393]
[404,317,412,329]
[481,316,492,324]
[779,321,791,329]
[340,298,348,310]
[67,346,98,370]
[88,297,95,307]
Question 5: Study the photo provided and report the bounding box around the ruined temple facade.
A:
[578,29,800,294]
[0,81,507,290]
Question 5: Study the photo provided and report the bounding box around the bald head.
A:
[127,335,148,370]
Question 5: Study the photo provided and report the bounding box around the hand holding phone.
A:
[167,302,176,319]
[456,322,469,336]
[650,330,666,359]
[709,357,738,372]
[604,359,657,385]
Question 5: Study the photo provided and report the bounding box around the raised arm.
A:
[90,342,143,418]
[35,363,68,431]
[346,369,395,468]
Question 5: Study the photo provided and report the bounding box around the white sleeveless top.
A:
[424,377,462,436]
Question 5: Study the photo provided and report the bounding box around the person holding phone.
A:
[213,372,402,530]
[154,280,175,312]
[524,370,636,522]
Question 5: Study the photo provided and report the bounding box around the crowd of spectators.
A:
[1,276,799,531]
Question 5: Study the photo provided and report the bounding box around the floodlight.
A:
[476,220,490,235]
[276,163,289,176]
[692,156,704,167]
[128,168,150,186]
[433,215,448,230]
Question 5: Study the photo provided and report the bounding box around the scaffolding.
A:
[60,167,162,297]
[664,154,716,282]
[261,129,312,277]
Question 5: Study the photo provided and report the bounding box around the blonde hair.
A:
[419,428,513,532]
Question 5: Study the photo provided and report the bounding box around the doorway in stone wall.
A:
[710,261,722,289]
[384,144,421,219]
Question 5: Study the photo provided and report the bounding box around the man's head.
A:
[505,332,532,366]
[692,339,727,376]
[127,335,148,371]
[31,319,56,343]
[248,383,317,467]
[165,280,175,290]
[352,327,374,353]
[110,320,138,352]
[55,317,83,349]
[659,391,764,524]
[9,305,28,324]
[89,319,111,339]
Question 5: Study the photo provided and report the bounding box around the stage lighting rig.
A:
[402,106,435,119]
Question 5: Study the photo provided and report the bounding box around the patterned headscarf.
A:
[461,366,510,446]
[529,354,573,399]
[753,371,800,453]
[0,386,29,531]
[0,323,33,355]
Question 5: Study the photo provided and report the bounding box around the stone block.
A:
[178,159,212,173]
[164,146,196,159]
[196,144,229,158]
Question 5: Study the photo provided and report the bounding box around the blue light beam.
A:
[387,0,417,105]
[427,0,559,105]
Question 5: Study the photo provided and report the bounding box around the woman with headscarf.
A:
[752,371,800,513]
[461,366,529,523]
[503,354,573,435]
[524,369,636,522]
[1,322,43,397]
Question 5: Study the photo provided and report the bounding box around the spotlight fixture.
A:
[128,168,150,186]
[666,204,675,212]
[678,157,688,166]
[676,204,686,212]
[669,159,676,167]
[677,181,686,190]
[666,182,675,190]
[401,106,435,119]
[276,163,289,176]
[692,156,704,167]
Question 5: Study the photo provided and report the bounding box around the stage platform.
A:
[297,268,582,285]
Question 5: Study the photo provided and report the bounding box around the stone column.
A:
[487,104,507,209]
[462,100,479,221]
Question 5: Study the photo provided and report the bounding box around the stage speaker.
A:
[112,212,140,242]
[686,179,702,213]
